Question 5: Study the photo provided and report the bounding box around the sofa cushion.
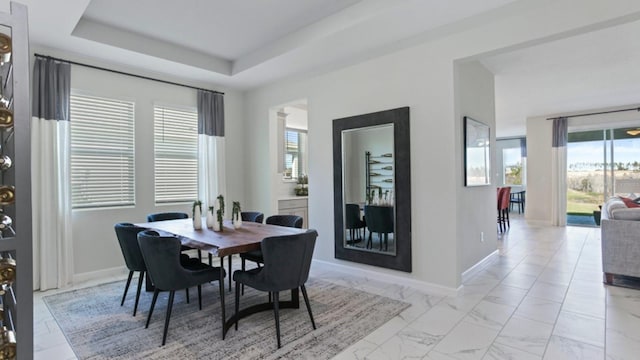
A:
[602,197,628,220]
[610,208,640,221]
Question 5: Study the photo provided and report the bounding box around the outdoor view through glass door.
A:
[567,127,640,226]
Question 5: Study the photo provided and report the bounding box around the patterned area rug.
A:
[43,278,409,359]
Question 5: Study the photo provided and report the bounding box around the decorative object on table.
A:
[0,326,16,359]
[232,201,242,229]
[463,116,491,186]
[206,206,215,228]
[216,195,225,232]
[192,200,202,230]
[295,174,308,196]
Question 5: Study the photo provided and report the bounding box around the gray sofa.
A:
[601,196,640,284]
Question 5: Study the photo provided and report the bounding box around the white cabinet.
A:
[278,198,308,228]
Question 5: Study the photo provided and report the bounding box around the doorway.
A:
[567,127,640,226]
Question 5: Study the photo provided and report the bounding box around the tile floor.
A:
[33,215,640,359]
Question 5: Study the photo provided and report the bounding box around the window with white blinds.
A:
[154,105,198,204]
[70,93,135,209]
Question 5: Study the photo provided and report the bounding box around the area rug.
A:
[43,278,409,359]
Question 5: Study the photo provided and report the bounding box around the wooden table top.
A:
[135,218,306,257]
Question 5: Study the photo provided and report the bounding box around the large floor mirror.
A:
[333,107,411,272]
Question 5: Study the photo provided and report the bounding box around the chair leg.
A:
[197,249,202,261]
[162,290,175,346]
[121,271,134,306]
[234,281,240,331]
[228,255,233,292]
[241,258,245,295]
[133,271,144,316]
[208,253,213,266]
[146,288,160,328]
[301,285,316,329]
[198,284,202,310]
[185,287,190,304]
[220,267,226,339]
[273,291,281,349]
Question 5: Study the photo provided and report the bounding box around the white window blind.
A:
[154,105,198,204]
[70,93,135,209]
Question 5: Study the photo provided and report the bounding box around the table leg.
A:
[228,255,232,292]
[223,287,299,338]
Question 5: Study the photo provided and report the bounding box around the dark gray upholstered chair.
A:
[364,205,394,251]
[114,223,148,316]
[146,212,206,263]
[137,230,226,346]
[241,211,264,224]
[114,223,198,316]
[240,214,304,294]
[233,229,318,348]
[345,203,366,244]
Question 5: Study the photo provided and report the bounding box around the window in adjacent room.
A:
[284,127,308,180]
[70,93,135,209]
[153,104,198,204]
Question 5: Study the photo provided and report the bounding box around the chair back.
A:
[146,212,189,222]
[137,230,188,291]
[266,214,303,229]
[260,229,318,291]
[345,204,363,229]
[114,223,148,272]
[499,187,511,211]
[364,205,394,233]
[241,211,264,224]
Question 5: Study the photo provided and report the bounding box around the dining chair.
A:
[146,212,206,263]
[497,187,511,232]
[114,223,199,316]
[241,211,264,224]
[240,214,303,295]
[233,229,318,348]
[345,203,366,245]
[137,230,226,345]
[364,205,394,251]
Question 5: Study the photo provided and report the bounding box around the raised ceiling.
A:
[7,0,518,89]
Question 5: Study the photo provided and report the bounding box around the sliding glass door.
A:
[567,127,640,225]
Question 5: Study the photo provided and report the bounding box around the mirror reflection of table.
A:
[134,218,307,337]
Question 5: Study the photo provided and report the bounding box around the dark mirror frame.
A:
[333,107,412,272]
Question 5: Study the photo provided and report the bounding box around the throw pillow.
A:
[634,197,640,204]
[621,197,640,208]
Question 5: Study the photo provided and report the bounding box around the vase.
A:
[212,220,221,232]
[233,214,242,229]
[206,208,215,228]
[193,207,202,230]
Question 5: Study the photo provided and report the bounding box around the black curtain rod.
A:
[34,53,224,95]
[547,107,640,120]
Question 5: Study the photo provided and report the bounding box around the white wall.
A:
[243,0,640,290]
[454,61,497,274]
[32,47,245,277]
[526,104,640,224]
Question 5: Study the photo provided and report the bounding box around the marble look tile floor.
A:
[33,215,640,359]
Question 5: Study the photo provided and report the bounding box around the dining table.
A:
[134,217,307,337]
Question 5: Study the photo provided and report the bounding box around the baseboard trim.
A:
[312,259,462,297]
[461,250,499,283]
[73,266,128,284]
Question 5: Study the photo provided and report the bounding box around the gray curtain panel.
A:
[552,117,567,148]
[197,90,224,136]
[520,137,527,157]
[32,57,71,121]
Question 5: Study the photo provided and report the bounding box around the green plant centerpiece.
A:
[216,195,225,232]
[232,201,242,228]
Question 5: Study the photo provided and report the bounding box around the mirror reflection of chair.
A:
[137,230,226,345]
[233,229,318,349]
[364,205,394,251]
[345,203,365,245]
